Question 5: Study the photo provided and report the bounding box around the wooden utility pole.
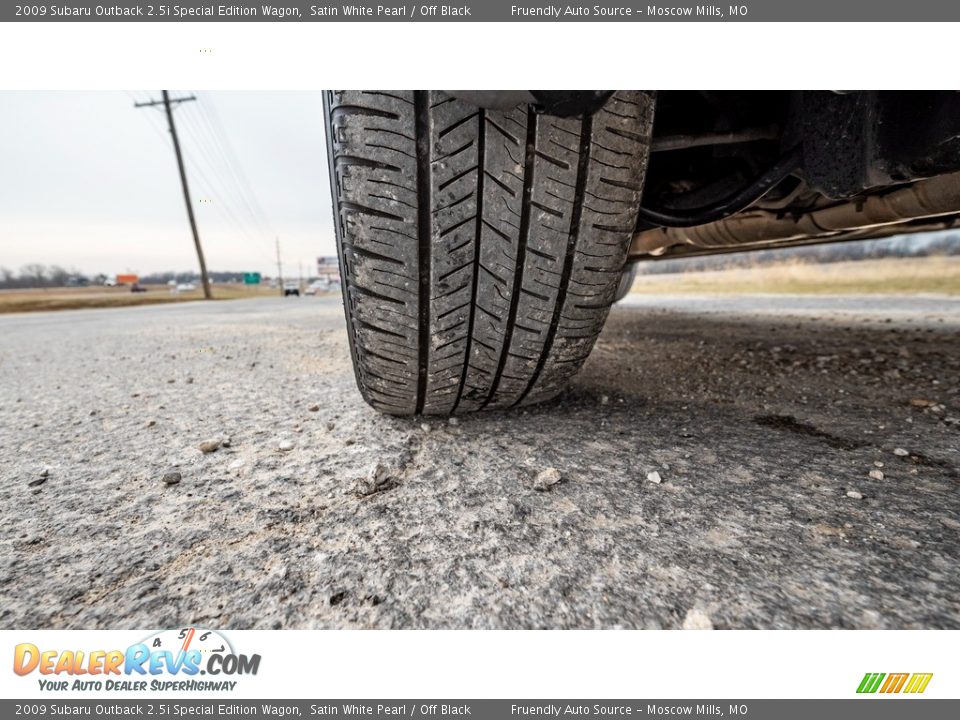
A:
[135,92,212,300]
[275,237,283,296]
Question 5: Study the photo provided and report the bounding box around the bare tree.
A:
[19,263,48,288]
[47,265,71,287]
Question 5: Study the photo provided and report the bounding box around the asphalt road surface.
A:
[1,294,958,629]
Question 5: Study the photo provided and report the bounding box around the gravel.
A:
[533,468,562,491]
[198,438,221,454]
[0,294,958,629]
[682,607,714,630]
[354,463,400,497]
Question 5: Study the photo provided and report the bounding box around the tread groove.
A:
[481,106,537,410]
[452,109,485,413]
[515,114,593,405]
[414,90,432,415]
[330,105,400,121]
[339,201,404,221]
[439,111,481,138]
[334,155,402,172]
[344,243,405,266]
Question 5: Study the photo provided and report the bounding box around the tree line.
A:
[0,264,83,289]
[0,266,275,289]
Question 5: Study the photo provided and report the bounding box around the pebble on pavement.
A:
[533,467,562,491]
[199,439,221,453]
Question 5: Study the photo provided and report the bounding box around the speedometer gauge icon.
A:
[141,627,234,658]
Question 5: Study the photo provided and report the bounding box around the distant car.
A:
[283,282,300,297]
[130,283,148,293]
[103,278,117,287]
[176,283,196,292]
[304,280,327,296]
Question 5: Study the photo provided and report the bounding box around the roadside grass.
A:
[5,256,956,314]
[630,255,960,296]
[0,283,319,314]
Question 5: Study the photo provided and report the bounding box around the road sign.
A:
[243,272,262,285]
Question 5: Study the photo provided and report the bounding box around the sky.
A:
[0,91,335,278]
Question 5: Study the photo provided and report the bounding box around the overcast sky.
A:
[0,91,334,277]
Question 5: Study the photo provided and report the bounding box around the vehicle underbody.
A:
[457,90,960,263]
[634,90,960,261]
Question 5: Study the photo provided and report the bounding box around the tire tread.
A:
[326,90,654,415]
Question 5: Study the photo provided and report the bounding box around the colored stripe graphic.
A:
[880,673,909,693]
[857,673,885,693]
[904,673,934,694]
[857,672,933,694]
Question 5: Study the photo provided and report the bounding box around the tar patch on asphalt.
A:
[752,414,865,451]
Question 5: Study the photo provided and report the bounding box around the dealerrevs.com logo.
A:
[13,628,261,692]
[857,672,933,694]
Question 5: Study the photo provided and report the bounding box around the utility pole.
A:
[135,91,212,300]
[298,260,304,292]
[275,237,283,296]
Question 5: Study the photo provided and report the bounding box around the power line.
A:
[179,94,274,243]
[176,94,279,267]
[134,92,275,268]
[130,90,281,277]
[194,95,275,236]
[176,102,269,242]
[134,91,212,299]
[173,118,275,261]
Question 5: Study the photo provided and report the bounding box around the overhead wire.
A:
[192,93,275,237]
[177,93,276,248]
[128,90,275,267]
[170,104,275,257]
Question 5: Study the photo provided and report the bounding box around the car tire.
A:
[325,90,655,415]
[614,263,638,303]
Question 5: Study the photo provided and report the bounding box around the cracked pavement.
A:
[1,293,958,629]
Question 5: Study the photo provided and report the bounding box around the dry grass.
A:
[0,283,302,314]
[4,256,955,314]
[630,255,960,296]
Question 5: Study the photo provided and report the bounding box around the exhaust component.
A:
[631,170,960,256]
[636,146,802,228]
[650,124,780,153]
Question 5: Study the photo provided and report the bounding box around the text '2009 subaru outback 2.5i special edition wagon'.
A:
[324,90,960,415]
